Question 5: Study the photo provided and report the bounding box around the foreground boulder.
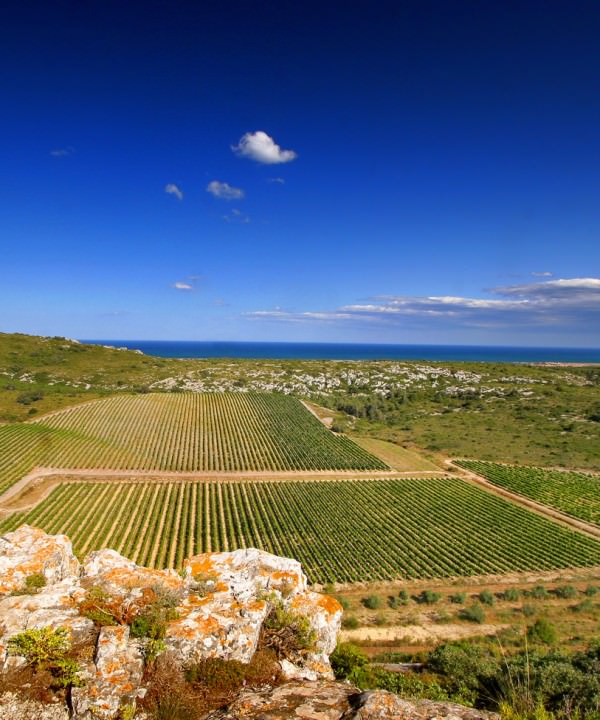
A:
[0,526,342,718]
[209,680,499,719]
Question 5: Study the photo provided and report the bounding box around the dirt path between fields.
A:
[450,461,600,541]
[341,622,507,644]
[0,466,445,515]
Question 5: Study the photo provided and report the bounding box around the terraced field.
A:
[0,393,386,493]
[3,477,600,583]
[458,460,600,527]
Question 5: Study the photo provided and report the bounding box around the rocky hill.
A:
[0,526,496,719]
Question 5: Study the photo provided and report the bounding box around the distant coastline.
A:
[81,340,600,364]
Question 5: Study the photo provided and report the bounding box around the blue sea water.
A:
[81,341,600,363]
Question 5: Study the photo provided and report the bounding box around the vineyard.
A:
[0,393,386,493]
[2,477,600,583]
[457,460,600,527]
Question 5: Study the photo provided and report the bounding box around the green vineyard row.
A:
[2,477,600,583]
[457,460,600,526]
[0,393,386,494]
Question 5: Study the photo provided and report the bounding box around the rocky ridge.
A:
[0,526,497,720]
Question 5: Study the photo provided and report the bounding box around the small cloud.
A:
[268,177,286,184]
[531,271,553,277]
[165,183,183,200]
[172,281,193,291]
[50,146,75,157]
[232,131,297,164]
[212,298,230,307]
[207,180,245,200]
[223,208,250,224]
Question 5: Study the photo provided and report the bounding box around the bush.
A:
[336,596,350,610]
[502,588,521,602]
[11,573,47,596]
[259,600,316,661]
[399,589,410,604]
[342,615,360,629]
[554,585,577,599]
[528,585,549,600]
[362,594,383,610]
[373,613,387,626]
[7,627,82,690]
[449,592,466,604]
[459,604,485,624]
[416,590,442,605]
[571,599,594,613]
[479,590,495,606]
[584,585,599,597]
[522,604,536,617]
[527,618,557,645]
[331,642,371,684]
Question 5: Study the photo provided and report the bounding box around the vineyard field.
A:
[2,477,600,583]
[458,460,600,526]
[0,393,386,493]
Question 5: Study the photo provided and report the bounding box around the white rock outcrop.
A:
[0,525,342,719]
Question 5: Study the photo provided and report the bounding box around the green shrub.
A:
[571,599,594,613]
[331,642,371,685]
[522,604,536,617]
[584,585,599,597]
[336,596,350,610]
[554,585,577,599]
[342,615,360,629]
[373,613,387,626]
[502,588,521,602]
[362,594,383,610]
[398,589,410,603]
[528,585,549,600]
[479,590,495,606]
[459,603,485,624]
[7,626,82,689]
[416,590,442,605]
[449,592,466,604]
[527,618,557,645]
[260,600,316,660]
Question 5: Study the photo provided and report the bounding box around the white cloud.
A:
[165,183,183,200]
[245,278,600,335]
[50,146,75,157]
[206,180,245,200]
[172,281,193,291]
[268,177,286,184]
[232,131,297,164]
[531,271,553,277]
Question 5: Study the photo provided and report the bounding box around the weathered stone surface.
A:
[165,593,270,664]
[0,525,79,597]
[184,547,307,601]
[0,578,94,671]
[71,625,144,719]
[0,692,69,720]
[210,679,355,719]
[82,548,184,600]
[345,691,499,719]
[209,682,500,720]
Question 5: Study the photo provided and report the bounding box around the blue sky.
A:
[2,1,599,346]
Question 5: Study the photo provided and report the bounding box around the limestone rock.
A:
[82,548,184,600]
[0,525,79,597]
[0,692,69,720]
[345,691,499,719]
[209,682,500,720]
[71,625,144,719]
[210,679,355,719]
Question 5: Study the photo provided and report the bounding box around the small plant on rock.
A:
[259,600,316,661]
[7,627,83,690]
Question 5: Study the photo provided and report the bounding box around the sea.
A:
[81,341,600,364]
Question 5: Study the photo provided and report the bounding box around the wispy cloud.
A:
[165,183,183,200]
[50,146,75,157]
[223,208,250,224]
[268,177,286,184]
[531,271,553,277]
[245,278,600,335]
[206,180,245,200]
[172,281,193,291]
[232,131,297,164]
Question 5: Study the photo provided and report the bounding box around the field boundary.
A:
[0,466,447,514]
[451,460,600,541]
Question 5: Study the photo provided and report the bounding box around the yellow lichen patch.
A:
[316,594,343,616]
[185,555,216,577]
